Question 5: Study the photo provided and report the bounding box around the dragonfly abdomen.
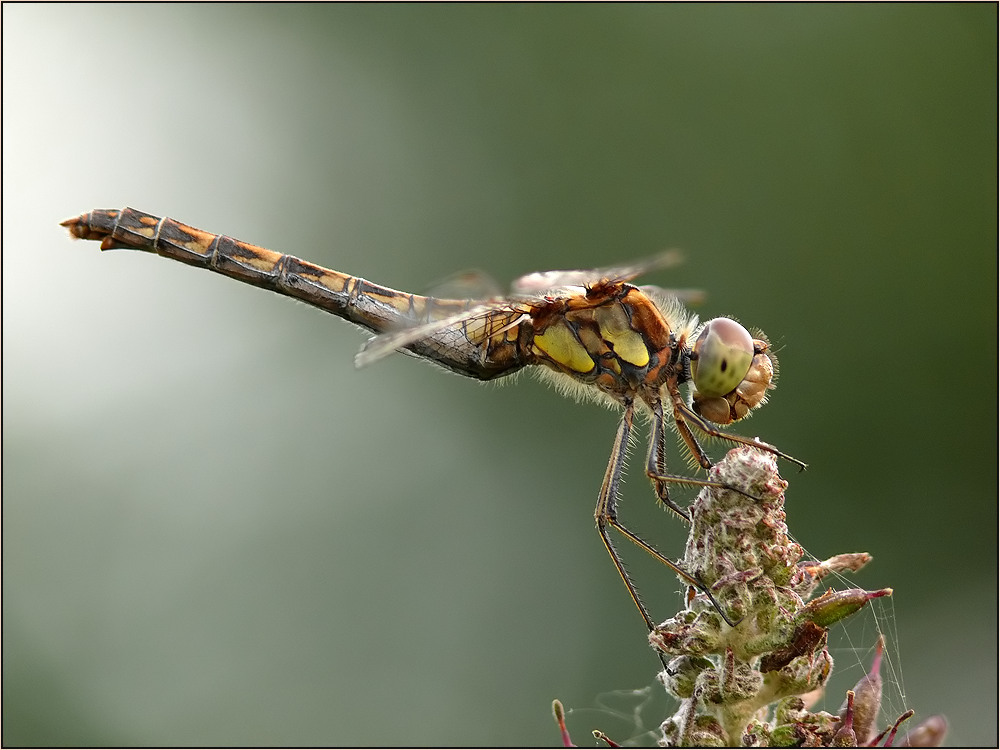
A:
[64,208,386,321]
[63,208,531,381]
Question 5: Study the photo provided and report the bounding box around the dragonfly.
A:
[62,207,805,661]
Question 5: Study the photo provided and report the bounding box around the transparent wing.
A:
[357,250,692,368]
[510,249,684,295]
[354,300,529,368]
[638,284,706,306]
[424,269,503,300]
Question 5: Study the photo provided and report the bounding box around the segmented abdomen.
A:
[63,208,528,380]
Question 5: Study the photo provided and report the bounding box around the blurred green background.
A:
[3,4,995,746]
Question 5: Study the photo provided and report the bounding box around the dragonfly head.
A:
[689,317,776,425]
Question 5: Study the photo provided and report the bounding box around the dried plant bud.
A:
[832,690,859,747]
[551,700,573,748]
[803,553,873,578]
[838,636,884,743]
[759,620,827,673]
[799,587,892,628]
[897,714,949,747]
[796,553,873,598]
[661,703,727,748]
[591,729,620,747]
[659,655,715,698]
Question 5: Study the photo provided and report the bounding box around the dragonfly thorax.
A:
[528,285,693,405]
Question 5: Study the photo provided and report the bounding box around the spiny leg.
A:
[595,401,738,668]
[678,398,807,470]
[666,384,807,471]
[596,401,654,628]
[645,398,689,519]
[646,398,765,509]
[645,398,749,518]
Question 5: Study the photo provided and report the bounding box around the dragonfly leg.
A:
[674,397,808,471]
[596,401,738,669]
[646,397,765,507]
[608,520,739,629]
[646,399,697,519]
[595,401,653,626]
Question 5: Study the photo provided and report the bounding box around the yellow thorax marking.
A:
[596,303,649,367]
[534,320,595,373]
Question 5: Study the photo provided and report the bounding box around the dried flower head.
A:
[555,447,947,748]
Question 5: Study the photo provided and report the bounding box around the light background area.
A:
[3,5,995,746]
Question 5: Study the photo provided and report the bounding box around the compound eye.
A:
[691,318,755,397]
